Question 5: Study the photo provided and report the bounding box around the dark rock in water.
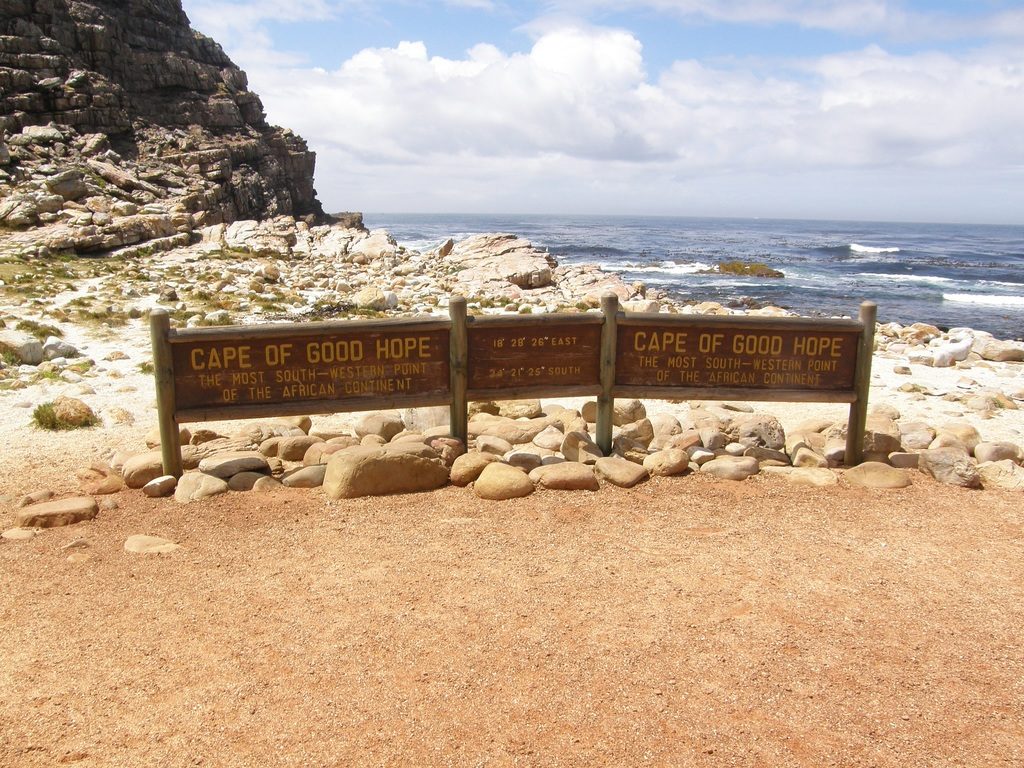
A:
[0,0,323,236]
[713,261,785,278]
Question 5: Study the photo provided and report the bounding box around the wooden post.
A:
[597,294,619,454]
[149,309,183,478]
[448,296,468,443]
[845,301,877,466]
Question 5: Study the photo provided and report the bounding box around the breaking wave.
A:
[856,272,952,283]
[850,243,901,254]
[943,293,1024,307]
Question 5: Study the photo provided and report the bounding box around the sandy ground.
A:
[2,475,1023,766]
[3,305,1024,766]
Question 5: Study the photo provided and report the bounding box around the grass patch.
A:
[138,360,155,375]
[16,318,63,340]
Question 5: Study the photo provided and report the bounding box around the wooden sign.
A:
[465,315,602,397]
[615,320,861,393]
[150,296,876,478]
[165,319,450,420]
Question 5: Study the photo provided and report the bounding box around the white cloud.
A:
[179,2,1024,221]
[241,28,1024,220]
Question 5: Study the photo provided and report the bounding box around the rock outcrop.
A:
[1,0,324,257]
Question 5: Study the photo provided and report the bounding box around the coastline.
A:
[1,219,1022,498]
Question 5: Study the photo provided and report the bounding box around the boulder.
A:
[611,435,649,464]
[505,450,543,472]
[977,460,1024,491]
[642,449,690,477]
[788,468,838,487]
[277,435,324,462]
[844,462,912,489]
[613,399,647,426]
[744,446,790,465]
[862,417,902,455]
[897,421,935,451]
[426,437,465,467]
[977,339,1024,362]
[281,465,327,488]
[476,434,514,456]
[665,431,702,452]
[495,399,543,419]
[15,497,98,528]
[888,452,920,469]
[918,448,981,488]
[974,442,1023,464]
[650,413,682,437]
[594,456,648,488]
[937,423,982,454]
[354,412,405,441]
[470,416,551,446]
[450,452,500,487]
[931,336,974,367]
[792,446,828,468]
[700,456,760,481]
[253,476,284,493]
[731,413,785,450]
[51,396,97,428]
[142,475,177,498]
[353,286,387,310]
[42,337,80,360]
[198,451,269,479]
[228,472,266,491]
[174,472,230,503]
[561,431,603,464]
[532,425,566,451]
[401,405,450,432]
[528,462,599,491]
[303,441,356,465]
[473,462,534,500]
[323,446,449,499]
[616,418,654,447]
[122,451,166,489]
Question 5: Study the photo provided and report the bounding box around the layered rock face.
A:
[0,0,323,250]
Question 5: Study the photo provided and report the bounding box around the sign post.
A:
[845,301,877,465]
[150,309,183,477]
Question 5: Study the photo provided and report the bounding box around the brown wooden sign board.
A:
[615,320,860,392]
[466,316,602,396]
[167,320,451,420]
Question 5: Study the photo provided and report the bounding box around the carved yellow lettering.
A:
[793,336,845,357]
[732,334,783,356]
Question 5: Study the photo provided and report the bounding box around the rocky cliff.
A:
[0,0,324,256]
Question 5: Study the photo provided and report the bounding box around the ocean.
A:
[363,214,1024,341]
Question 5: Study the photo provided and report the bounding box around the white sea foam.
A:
[850,243,901,254]
[943,293,1024,307]
[856,272,952,283]
[979,280,1024,288]
[606,261,714,276]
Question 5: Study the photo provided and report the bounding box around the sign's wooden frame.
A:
[150,296,876,477]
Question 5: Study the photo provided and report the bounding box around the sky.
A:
[179,0,1024,224]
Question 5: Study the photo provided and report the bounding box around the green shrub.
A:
[32,402,99,431]
[15,319,63,340]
